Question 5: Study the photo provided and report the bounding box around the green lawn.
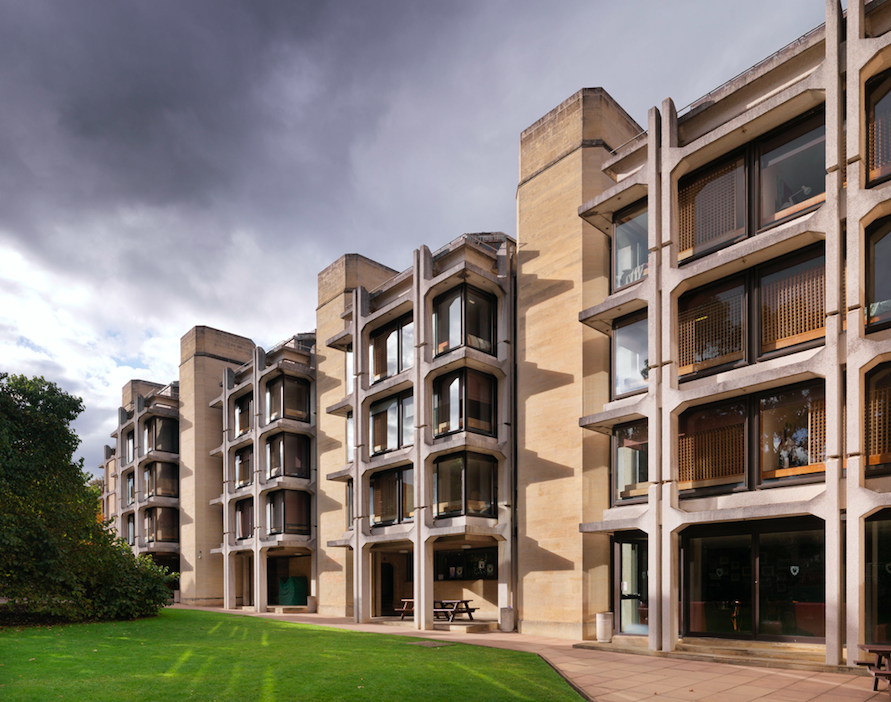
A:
[0,608,581,701]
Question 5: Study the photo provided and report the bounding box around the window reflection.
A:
[614,313,648,397]
[614,201,648,291]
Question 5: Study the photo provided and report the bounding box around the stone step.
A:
[433,620,498,634]
[267,606,308,614]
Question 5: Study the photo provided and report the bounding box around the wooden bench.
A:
[433,599,477,622]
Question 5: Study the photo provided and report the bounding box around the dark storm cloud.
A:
[0,0,827,474]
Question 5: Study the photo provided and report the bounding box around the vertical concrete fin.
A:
[118,407,128,425]
[225,367,235,390]
[136,394,145,413]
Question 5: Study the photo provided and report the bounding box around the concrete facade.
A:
[98,0,891,667]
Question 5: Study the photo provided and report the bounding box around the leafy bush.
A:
[0,373,175,621]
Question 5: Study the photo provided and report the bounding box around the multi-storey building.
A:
[99,0,891,667]
[317,234,516,629]
[211,333,316,612]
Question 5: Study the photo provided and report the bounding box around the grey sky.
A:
[0,0,826,474]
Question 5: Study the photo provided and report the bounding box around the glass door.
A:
[758,530,824,638]
[686,533,753,636]
[614,532,648,635]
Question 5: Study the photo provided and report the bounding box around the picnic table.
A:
[433,599,477,622]
[859,644,891,697]
[397,598,414,620]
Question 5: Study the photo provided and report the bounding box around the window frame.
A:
[145,506,179,543]
[369,465,414,527]
[678,108,825,265]
[866,216,891,333]
[867,69,891,187]
[612,419,649,506]
[266,374,311,423]
[235,497,253,540]
[234,445,253,488]
[612,310,649,400]
[432,368,497,438]
[432,451,497,519]
[678,244,826,382]
[234,393,253,437]
[125,471,135,505]
[265,432,311,480]
[677,379,826,498]
[369,390,414,455]
[433,283,498,357]
[612,199,649,293]
[143,415,179,454]
[369,313,414,384]
[144,461,178,498]
[125,513,135,546]
[266,489,311,536]
[866,363,891,477]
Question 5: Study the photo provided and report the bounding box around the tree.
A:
[0,373,174,621]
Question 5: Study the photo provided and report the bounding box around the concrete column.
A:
[356,540,372,622]
[255,546,268,613]
[224,550,236,609]
[417,535,435,630]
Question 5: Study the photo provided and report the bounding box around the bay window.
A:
[433,452,497,518]
[370,391,413,454]
[370,466,414,526]
[266,432,311,479]
[143,416,178,454]
[434,284,496,356]
[125,471,135,505]
[266,374,310,423]
[267,490,311,535]
[144,461,178,498]
[126,430,134,464]
[433,368,496,437]
[369,314,413,383]
[126,514,135,546]
[145,507,178,543]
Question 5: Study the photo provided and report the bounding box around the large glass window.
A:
[267,490,311,535]
[346,343,354,394]
[867,217,891,330]
[125,514,135,546]
[370,466,414,526]
[759,113,826,227]
[678,111,825,263]
[235,498,253,540]
[684,519,824,640]
[235,445,253,488]
[614,312,648,398]
[433,452,496,518]
[234,393,252,436]
[434,284,497,356]
[369,314,413,383]
[613,201,648,291]
[126,430,135,464]
[868,70,891,185]
[144,462,178,498]
[678,247,824,379]
[369,391,413,454]
[145,507,178,543]
[867,364,891,475]
[266,375,310,423]
[143,416,178,454]
[266,432,311,479]
[679,381,825,493]
[433,368,496,437]
[759,384,826,482]
[614,533,648,635]
[614,421,648,503]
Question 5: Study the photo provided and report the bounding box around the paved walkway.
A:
[173,605,887,701]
